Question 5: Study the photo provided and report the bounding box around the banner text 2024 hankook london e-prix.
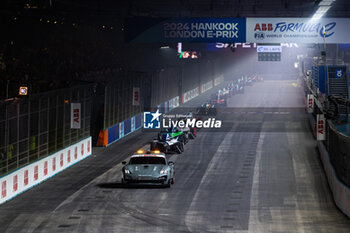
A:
[125,17,350,44]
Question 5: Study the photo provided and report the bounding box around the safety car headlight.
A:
[160,169,168,174]
[124,169,131,174]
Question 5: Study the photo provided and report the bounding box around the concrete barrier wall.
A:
[182,87,199,104]
[103,95,180,147]
[303,83,350,218]
[182,76,224,103]
[0,137,92,204]
[168,96,180,111]
[200,80,214,94]
[106,113,143,146]
[318,141,350,218]
[213,75,224,86]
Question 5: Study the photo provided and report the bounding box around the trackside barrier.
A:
[158,96,180,114]
[100,76,225,146]
[99,76,225,146]
[182,87,199,104]
[200,80,213,94]
[103,113,143,146]
[168,96,180,111]
[302,76,350,218]
[0,137,92,204]
[213,75,224,86]
[318,141,350,218]
[99,96,180,147]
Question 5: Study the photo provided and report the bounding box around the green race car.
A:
[121,150,175,187]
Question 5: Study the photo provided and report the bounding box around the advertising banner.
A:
[246,18,350,44]
[71,103,81,129]
[316,114,326,141]
[0,137,91,204]
[125,18,246,43]
[126,17,350,44]
[169,96,180,110]
[201,81,213,93]
[183,87,200,103]
[307,94,314,113]
[173,96,180,108]
[132,87,140,106]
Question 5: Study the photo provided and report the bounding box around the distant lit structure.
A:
[179,51,199,59]
[19,86,28,96]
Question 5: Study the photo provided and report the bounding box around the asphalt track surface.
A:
[0,80,350,233]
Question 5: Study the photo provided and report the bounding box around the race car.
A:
[184,112,197,137]
[237,84,244,94]
[211,91,227,107]
[236,80,244,94]
[180,122,196,139]
[221,88,230,98]
[169,120,196,140]
[227,83,235,96]
[161,126,189,144]
[245,76,252,86]
[196,102,217,116]
[215,97,227,106]
[150,129,185,154]
[121,150,175,187]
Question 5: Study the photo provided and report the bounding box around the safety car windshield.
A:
[129,157,166,165]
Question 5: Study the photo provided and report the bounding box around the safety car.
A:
[121,150,175,187]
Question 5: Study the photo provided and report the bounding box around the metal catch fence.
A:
[0,84,92,175]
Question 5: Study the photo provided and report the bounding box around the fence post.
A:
[38,98,41,159]
[16,102,19,166]
[27,100,31,165]
[104,85,108,130]
[4,101,8,173]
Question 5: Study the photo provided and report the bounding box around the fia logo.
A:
[254,32,265,40]
[143,109,161,129]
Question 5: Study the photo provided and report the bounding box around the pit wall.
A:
[303,82,350,218]
[318,140,350,218]
[0,137,92,205]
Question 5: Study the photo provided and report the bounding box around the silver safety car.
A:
[121,150,175,187]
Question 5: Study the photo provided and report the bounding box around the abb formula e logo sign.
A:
[71,103,81,129]
[307,94,314,113]
[132,87,140,106]
[252,21,335,40]
[254,23,273,32]
[253,22,335,37]
[246,18,348,43]
[316,114,326,141]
